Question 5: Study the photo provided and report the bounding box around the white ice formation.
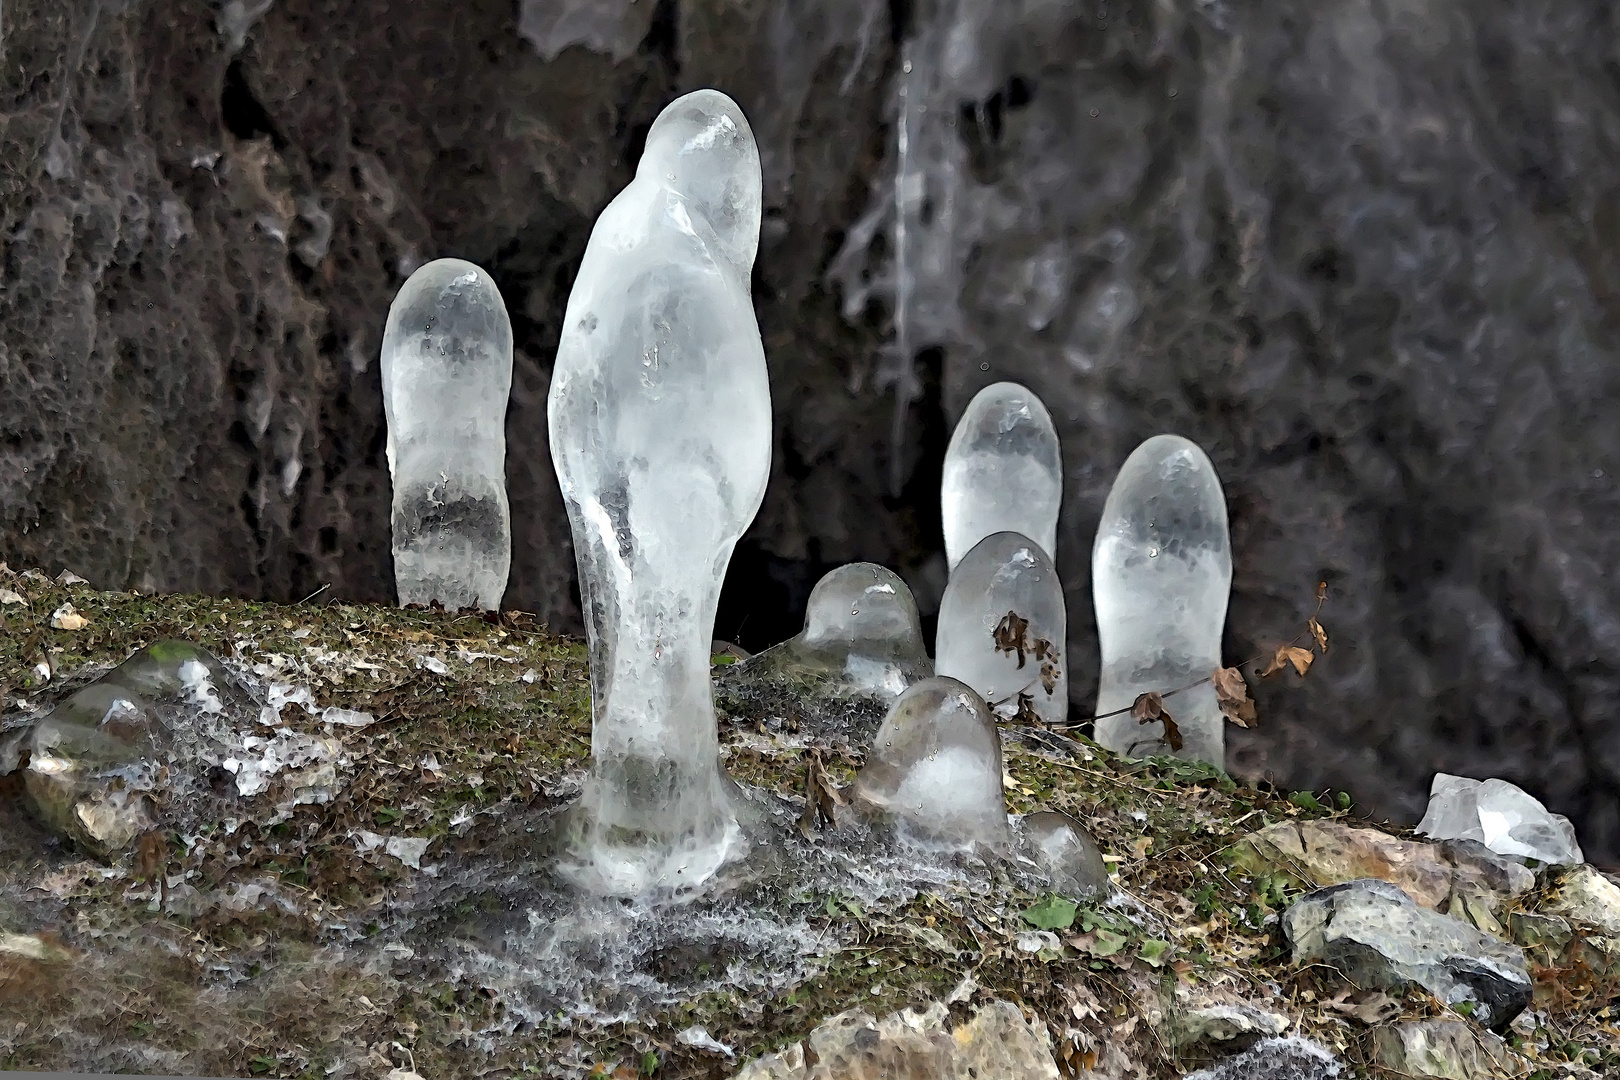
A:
[852,676,1008,846]
[548,89,770,895]
[1019,810,1109,898]
[1416,773,1584,865]
[741,562,931,698]
[381,258,514,611]
[941,382,1062,570]
[934,531,1068,726]
[1091,435,1230,766]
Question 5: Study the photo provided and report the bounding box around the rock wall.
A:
[1,0,1618,858]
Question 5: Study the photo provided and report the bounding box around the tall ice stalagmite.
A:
[548,89,770,894]
[941,382,1062,570]
[1091,435,1231,766]
[381,258,514,611]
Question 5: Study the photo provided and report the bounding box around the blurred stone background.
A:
[1,0,1617,860]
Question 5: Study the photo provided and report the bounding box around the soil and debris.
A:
[0,564,1616,1079]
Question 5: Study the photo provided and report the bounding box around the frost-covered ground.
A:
[1,568,1616,1078]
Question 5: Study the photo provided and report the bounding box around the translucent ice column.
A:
[1091,435,1231,766]
[381,258,514,611]
[852,676,1009,846]
[941,382,1062,570]
[935,531,1068,725]
[548,89,770,894]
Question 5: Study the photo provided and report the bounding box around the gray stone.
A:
[1371,1019,1524,1079]
[730,998,1059,1079]
[1283,879,1531,1030]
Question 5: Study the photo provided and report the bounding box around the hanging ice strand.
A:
[381,258,514,611]
[941,382,1062,570]
[548,90,770,895]
[1091,435,1231,766]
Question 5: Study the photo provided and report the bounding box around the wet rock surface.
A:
[3,0,1620,863]
[1283,878,1532,1031]
[1370,1019,1524,1080]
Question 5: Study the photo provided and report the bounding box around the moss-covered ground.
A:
[0,565,1615,1079]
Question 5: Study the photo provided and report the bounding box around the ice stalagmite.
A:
[941,382,1062,570]
[934,531,1068,725]
[381,258,514,611]
[731,563,931,699]
[1091,435,1231,766]
[548,89,770,894]
[852,676,1008,846]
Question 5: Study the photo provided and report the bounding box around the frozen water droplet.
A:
[1091,435,1230,766]
[1020,810,1109,897]
[853,677,1009,847]
[381,258,513,612]
[941,383,1062,571]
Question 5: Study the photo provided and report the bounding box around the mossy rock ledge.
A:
[0,564,1616,1080]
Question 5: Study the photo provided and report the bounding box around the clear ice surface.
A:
[548,89,771,895]
[741,562,931,699]
[934,531,1068,725]
[1091,434,1231,766]
[852,676,1009,846]
[1415,773,1585,865]
[940,381,1062,570]
[381,257,514,612]
[1018,810,1109,898]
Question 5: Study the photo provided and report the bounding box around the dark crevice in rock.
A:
[219,59,283,148]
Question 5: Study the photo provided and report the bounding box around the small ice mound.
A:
[852,677,1009,846]
[1018,810,1109,898]
[934,531,1068,726]
[1091,434,1230,766]
[735,563,931,700]
[381,257,514,612]
[941,382,1062,571]
[1416,773,1584,865]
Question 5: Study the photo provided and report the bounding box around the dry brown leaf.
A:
[798,750,845,838]
[1261,644,1315,677]
[1309,616,1329,654]
[1130,692,1184,752]
[49,603,87,631]
[1325,989,1400,1025]
[1212,666,1258,728]
[993,611,1031,669]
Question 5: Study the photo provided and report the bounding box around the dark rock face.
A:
[2,1,1618,858]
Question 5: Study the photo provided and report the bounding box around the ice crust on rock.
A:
[1017,810,1109,898]
[1092,434,1231,766]
[935,531,1068,725]
[852,676,1009,846]
[941,382,1062,570]
[381,257,514,612]
[734,562,931,699]
[548,89,770,895]
[1415,773,1584,865]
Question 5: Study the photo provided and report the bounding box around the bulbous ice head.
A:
[935,531,1068,726]
[1091,434,1231,766]
[853,676,1008,846]
[381,258,514,611]
[941,382,1062,570]
[1019,810,1109,898]
[548,90,770,894]
[638,89,762,279]
[791,562,931,698]
[801,563,925,655]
